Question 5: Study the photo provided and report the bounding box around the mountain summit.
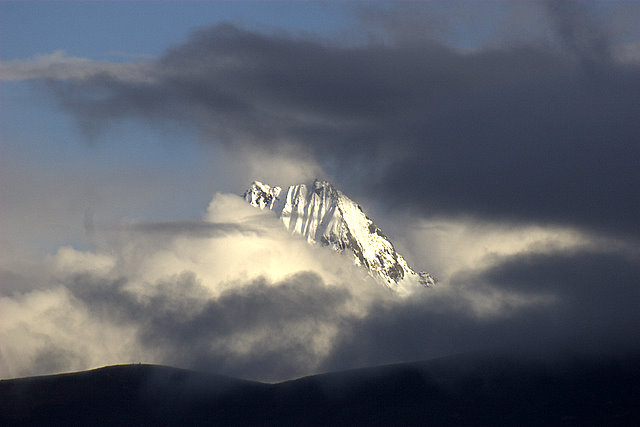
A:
[243,179,435,294]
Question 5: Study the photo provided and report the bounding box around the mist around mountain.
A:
[4,186,636,425]
[243,179,436,294]
[2,353,639,426]
[2,4,639,421]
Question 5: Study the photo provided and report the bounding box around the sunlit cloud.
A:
[4,190,635,381]
[400,218,593,279]
[2,1,639,384]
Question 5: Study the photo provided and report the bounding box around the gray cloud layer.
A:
[2,2,639,382]
[323,247,640,373]
[65,271,352,380]
[3,244,636,381]
[126,220,265,238]
[6,5,638,240]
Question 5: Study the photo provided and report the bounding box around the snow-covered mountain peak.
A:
[312,179,333,190]
[243,180,435,294]
[244,181,282,210]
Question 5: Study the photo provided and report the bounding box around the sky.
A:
[1,1,639,381]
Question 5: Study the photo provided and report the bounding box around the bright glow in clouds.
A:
[0,194,596,379]
[0,191,621,380]
[120,193,371,295]
[1,286,147,377]
[402,219,592,279]
[0,193,382,379]
[2,2,639,383]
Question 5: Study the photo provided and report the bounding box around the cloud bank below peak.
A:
[2,2,639,382]
[2,190,638,382]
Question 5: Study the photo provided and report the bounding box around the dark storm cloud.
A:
[63,271,353,381]
[140,273,351,380]
[39,244,637,382]
[321,247,640,373]
[34,10,640,240]
[5,2,638,383]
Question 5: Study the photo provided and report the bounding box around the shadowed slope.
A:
[0,364,270,426]
[1,355,639,426]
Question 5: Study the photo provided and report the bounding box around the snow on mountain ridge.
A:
[243,180,435,294]
[243,181,282,210]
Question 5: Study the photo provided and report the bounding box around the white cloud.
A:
[1,191,593,381]
[0,192,384,379]
[47,246,116,278]
[399,218,593,280]
[219,145,328,191]
[0,286,148,378]
[0,51,155,83]
[114,192,371,296]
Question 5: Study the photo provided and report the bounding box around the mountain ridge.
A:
[243,179,435,294]
[3,355,639,426]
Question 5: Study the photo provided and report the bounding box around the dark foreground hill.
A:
[1,354,639,426]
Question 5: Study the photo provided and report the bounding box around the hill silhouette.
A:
[1,354,639,426]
